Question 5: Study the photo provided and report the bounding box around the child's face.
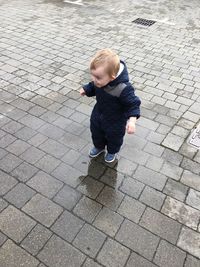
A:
[91,65,115,88]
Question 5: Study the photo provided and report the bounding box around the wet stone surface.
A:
[0,0,200,265]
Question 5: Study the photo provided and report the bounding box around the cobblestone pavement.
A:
[0,0,200,266]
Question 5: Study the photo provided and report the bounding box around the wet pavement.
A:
[0,0,200,266]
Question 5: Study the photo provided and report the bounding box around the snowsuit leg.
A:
[90,117,106,150]
[105,123,126,154]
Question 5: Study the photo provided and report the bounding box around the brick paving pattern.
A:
[0,0,200,266]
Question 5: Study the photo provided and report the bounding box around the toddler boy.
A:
[80,48,141,163]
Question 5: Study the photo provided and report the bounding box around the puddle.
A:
[187,124,200,150]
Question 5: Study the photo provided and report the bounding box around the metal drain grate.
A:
[132,18,156,26]
[187,124,200,149]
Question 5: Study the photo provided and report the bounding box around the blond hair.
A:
[90,49,120,78]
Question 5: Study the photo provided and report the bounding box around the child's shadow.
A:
[78,158,119,199]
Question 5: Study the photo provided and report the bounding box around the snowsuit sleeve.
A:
[83,82,96,97]
[119,85,141,119]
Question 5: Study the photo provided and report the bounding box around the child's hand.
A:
[80,88,86,96]
[126,117,137,134]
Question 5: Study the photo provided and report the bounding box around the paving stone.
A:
[14,126,37,141]
[21,224,52,256]
[0,239,39,267]
[74,157,106,179]
[28,105,47,116]
[27,133,48,147]
[60,132,88,150]
[27,171,63,198]
[38,264,47,267]
[0,170,18,196]
[53,184,82,210]
[0,205,36,242]
[100,169,124,190]
[35,154,61,173]
[116,157,137,176]
[2,120,24,134]
[52,116,72,129]
[40,110,60,123]
[0,153,22,173]
[20,146,46,165]
[73,196,102,223]
[186,189,200,211]
[19,114,45,130]
[52,163,84,187]
[96,186,124,211]
[124,134,147,151]
[76,103,93,116]
[115,219,159,260]
[143,142,165,157]
[120,145,149,165]
[139,186,165,210]
[126,251,157,267]
[162,197,200,230]
[40,139,69,160]
[154,239,186,267]
[160,161,183,181]
[11,98,35,111]
[119,176,144,199]
[134,166,167,190]
[162,148,183,166]
[4,183,36,208]
[177,118,195,130]
[0,147,7,160]
[178,227,200,259]
[51,210,84,242]
[56,106,74,118]
[147,131,165,144]
[194,151,200,164]
[38,123,65,139]
[11,162,38,182]
[6,139,30,156]
[70,111,88,123]
[134,125,150,139]
[0,198,8,212]
[184,255,200,267]
[181,158,200,175]
[82,258,102,267]
[61,149,81,165]
[77,176,104,199]
[181,170,200,191]
[172,126,190,138]
[0,231,7,246]
[93,207,123,237]
[97,238,130,267]
[118,195,145,222]
[38,235,86,267]
[162,133,184,151]
[189,102,200,115]
[31,95,53,108]
[22,194,63,227]
[145,155,164,172]
[137,117,159,131]
[73,224,106,258]
[140,207,181,244]
[163,179,188,202]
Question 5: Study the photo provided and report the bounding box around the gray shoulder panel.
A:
[104,83,127,97]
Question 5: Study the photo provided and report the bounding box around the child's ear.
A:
[111,75,116,81]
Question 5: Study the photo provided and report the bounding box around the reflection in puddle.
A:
[78,158,122,199]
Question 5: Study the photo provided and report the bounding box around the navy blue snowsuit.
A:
[83,61,141,154]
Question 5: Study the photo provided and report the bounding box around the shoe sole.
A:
[104,156,116,163]
[89,150,105,158]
